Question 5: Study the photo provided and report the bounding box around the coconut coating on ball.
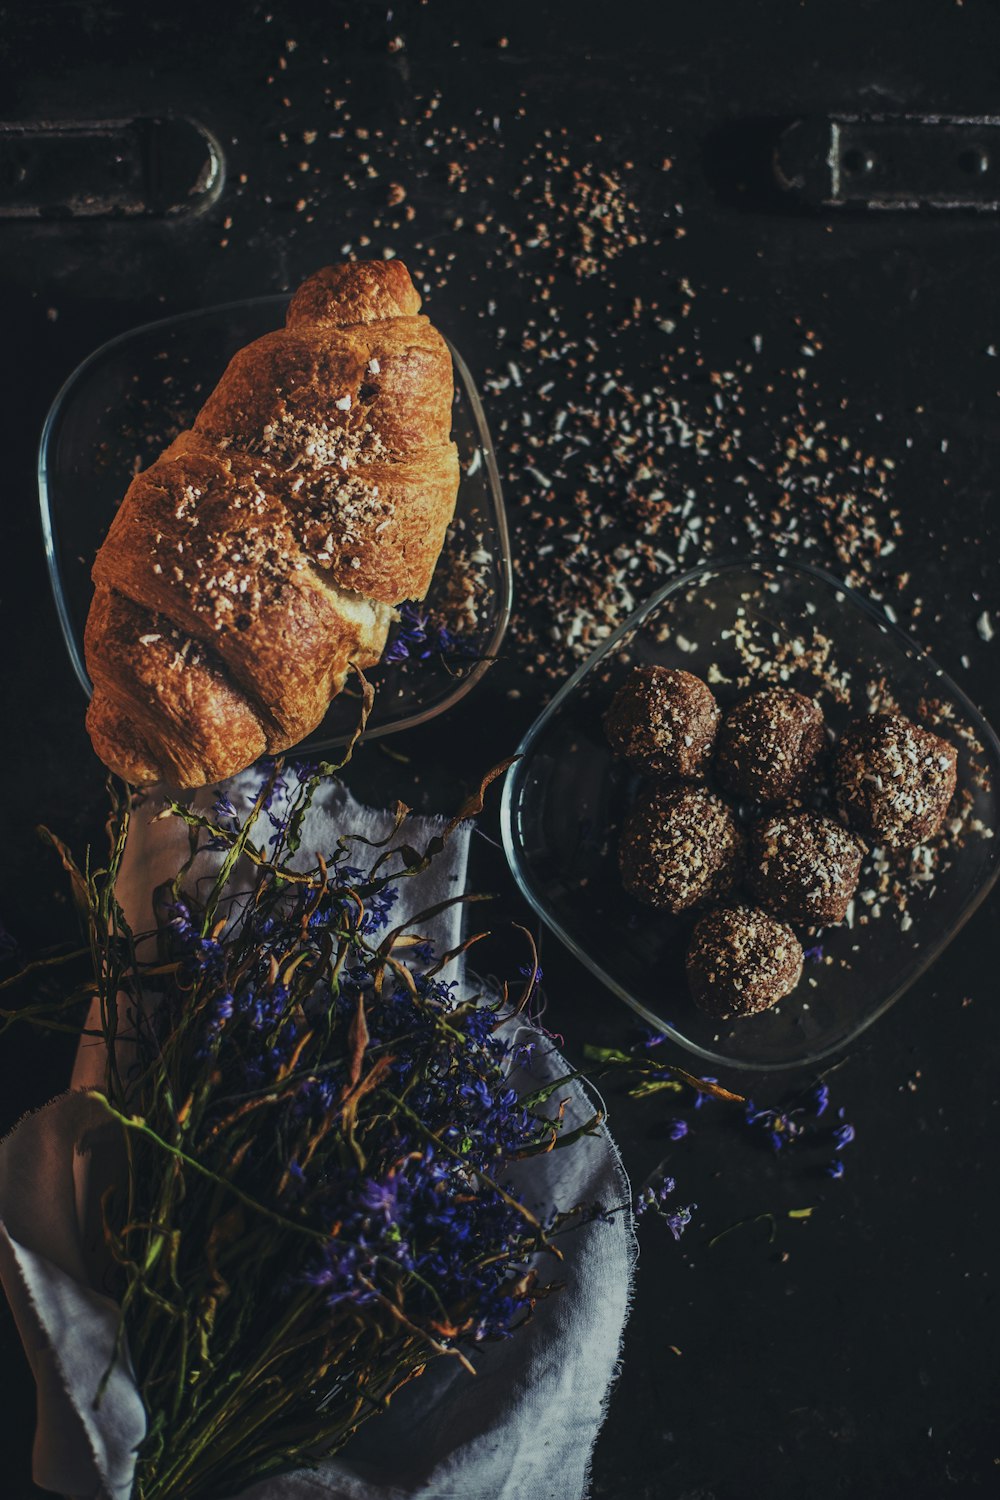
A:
[603,665,721,780]
[834,712,957,848]
[749,810,867,926]
[619,785,744,915]
[715,687,826,804]
[686,905,804,1020]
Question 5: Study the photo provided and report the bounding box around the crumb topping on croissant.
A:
[84,260,460,789]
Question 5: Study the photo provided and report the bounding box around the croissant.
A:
[84,260,460,788]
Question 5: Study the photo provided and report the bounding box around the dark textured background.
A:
[1,2,999,1495]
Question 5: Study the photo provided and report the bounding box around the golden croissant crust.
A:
[84,260,460,788]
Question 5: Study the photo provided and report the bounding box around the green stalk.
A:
[90,1096,328,1244]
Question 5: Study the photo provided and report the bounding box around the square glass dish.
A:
[38,295,512,749]
[501,557,1000,1071]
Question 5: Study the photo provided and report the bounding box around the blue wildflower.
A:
[146,790,594,1359]
[806,1082,830,1117]
[635,1177,694,1241]
[634,1176,677,1217]
[359,1176,402,1219]
[384,601,473,664]
[662,1204,695,1241]
[744,1101,803,1154]
[692,1076,718,1110]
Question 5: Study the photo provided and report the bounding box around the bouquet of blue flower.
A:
[32,760,599,1500]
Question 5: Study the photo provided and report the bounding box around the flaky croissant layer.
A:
[84,260,460,788]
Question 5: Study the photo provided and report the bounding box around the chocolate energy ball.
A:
[834,712,958,848]
[619,785,744,915]
[603,665,721,780]
[749,810,867,926]
[715,687,826,804]
[686,905,804,1020]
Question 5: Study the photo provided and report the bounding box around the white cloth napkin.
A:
[0,771,635,1500]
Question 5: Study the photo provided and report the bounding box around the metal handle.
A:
[775,114,1000,211]
[0,117,223,221]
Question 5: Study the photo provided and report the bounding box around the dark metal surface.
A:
[1,2,999,1496]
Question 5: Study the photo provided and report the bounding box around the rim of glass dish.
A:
[500,553,1000,1073]
[37,292,514,745]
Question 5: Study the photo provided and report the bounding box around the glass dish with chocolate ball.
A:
[501,557,1000,1071]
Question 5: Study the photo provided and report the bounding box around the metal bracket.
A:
[775,114,1000,211]
[0,117,224,220]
